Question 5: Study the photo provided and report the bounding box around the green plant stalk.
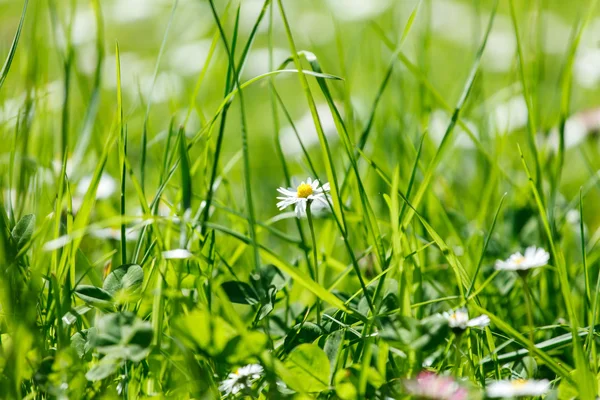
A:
[207,1,260,272]
[521,275,536,350]
[306,200,321,325]
[454,332,463,377]
[267,6,313,297]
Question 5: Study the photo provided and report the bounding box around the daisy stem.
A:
[306,200,321,325]
[454,332,463,377]
[521,274,536,372]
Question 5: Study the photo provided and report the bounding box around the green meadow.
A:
[2,0,600,398]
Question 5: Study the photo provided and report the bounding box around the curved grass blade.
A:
[465,193,506,298]
[0,0,29,92]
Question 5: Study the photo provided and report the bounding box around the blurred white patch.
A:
[40,81,65,112]
[280,104,338,156]
[76,44,98,76]
[44,236,72,251]
[0,97,23,127]
[482,29,516,73]
[546,107,600,151]
[574,48,600,89]
[168,41,212,76]
[162,249,193,259]
[77,174,117,200]
[139,72,184,103]
[296,12,334,46]
[566,209,581,226]
[242,48,289,79]
[103,52,152,92]
[3,189,16,209]
[430,0,475,46]
[72,8,96,45]
[490,95,528,134]
[546,118,587,150]
[428,109,478,149]
[540,11,571,55]
[325,0,392,21]
[239,0,269,33]
[91,227,139,241]
[52,159,74,178]
[107,0,162,23]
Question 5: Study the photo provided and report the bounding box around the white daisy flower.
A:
[443,308,490,331]
[77,174,117,200]
[486,379,550,398]
[219,364,263,396]
[495,246,550,271]
[276,177,330,218]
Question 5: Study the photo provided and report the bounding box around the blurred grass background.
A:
[2,0,600,397]
[2,0,600,228]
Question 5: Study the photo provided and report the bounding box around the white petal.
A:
[277,198,297,210]
[467,315,490,328]
[277,187,296,196]
[312,194,330,207]
[495,260,515,271]
[311,179,320,189]
[295,200,307,218]
[524,246,537,258]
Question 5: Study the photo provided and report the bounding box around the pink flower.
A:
[404,372,468,400]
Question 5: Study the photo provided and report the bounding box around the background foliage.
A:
[2,0,600,398]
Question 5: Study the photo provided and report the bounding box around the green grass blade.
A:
[0,0,29,92]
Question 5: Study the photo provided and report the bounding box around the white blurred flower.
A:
[575,48,600,89]
[168,41,212,76]
[443,308,490,331]
[490,95,528,134]
[546,107,600,151]
[139,72,184,104]
[296,12,334,45]
[404,371,468,400]
[242,47,289,79]
[280,104,338,156]
[219,364,263,396]
[90,228,139,242]
[103,52,152,93]
[430,0,476,46]
[107,0,163,23]
[77,174,117,200]
[482,29,516,73]
[486,379,550,398]
[325,0,391,21]
[495,246,550,271]
[0,96,24,127]
[540,11,571,55]
[276,177,330,218]
[162,249,193,260]
[566,209,581,226]
[429,109,479,149]
[72,8,96,45]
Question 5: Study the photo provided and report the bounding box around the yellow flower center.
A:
[511,379,527,387]
[514,256,526,265]
[297,183,313,198]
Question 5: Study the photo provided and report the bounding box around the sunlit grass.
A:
[2,0,600,399]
